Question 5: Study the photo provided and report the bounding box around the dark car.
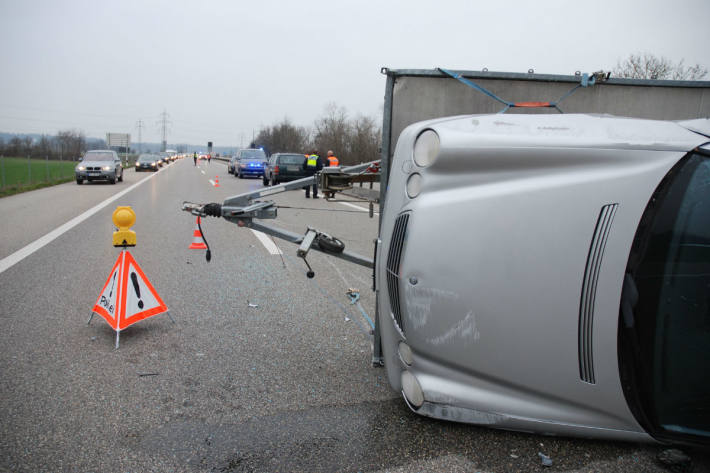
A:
[75,150,123,184]
[234,148,267,178]
[135,154,159,172]
[263,153,308,185]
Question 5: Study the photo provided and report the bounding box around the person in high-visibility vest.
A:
[326,150,339,167]
[302,150,323,198]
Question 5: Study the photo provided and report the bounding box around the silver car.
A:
[75,150,123,184]
[377,114,710,445]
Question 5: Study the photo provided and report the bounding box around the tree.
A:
[56,129,86,160]
[313,103,351,162]
[614,53,708,80]
[256,118,310,155]
[348,115,381,165]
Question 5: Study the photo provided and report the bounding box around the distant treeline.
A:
[0,130,104,160]
[253,104,381,166]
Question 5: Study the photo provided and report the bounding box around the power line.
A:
[156,109,171,152]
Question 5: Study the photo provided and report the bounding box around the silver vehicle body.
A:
[75,150,123,184]
[376,113,709,442]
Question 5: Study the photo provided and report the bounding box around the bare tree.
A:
[348,115,381,165]
[256,118,310,155]
[56,129,86,160]
[614,53,708,80]
[313,103,351,161]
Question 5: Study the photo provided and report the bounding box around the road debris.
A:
[137,372,159,377]
[657,449,691,468]
[538,452,553,467]
[248,301,259,308]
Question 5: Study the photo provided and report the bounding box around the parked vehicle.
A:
[75,150,123,184]
[263,153,308,185]
[135,154,159,171]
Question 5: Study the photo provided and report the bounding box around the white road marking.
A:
[209,179,216,186]
[250,230,283,255]
[0,172,162,275]
[201,170,206,175]
[337,201,379,215]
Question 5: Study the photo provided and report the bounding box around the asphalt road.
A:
[0,158,707,472]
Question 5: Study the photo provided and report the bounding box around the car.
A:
[75,150,123,184]
[157,152,172,164]
[233,148,267,179]
[376,114,710,445]
[263,153,309,186]
[134,153,159,172]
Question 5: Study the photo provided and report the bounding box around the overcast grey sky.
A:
[1,0,708,147]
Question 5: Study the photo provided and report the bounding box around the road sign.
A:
[106,133,130,148]
[90,250,169,347]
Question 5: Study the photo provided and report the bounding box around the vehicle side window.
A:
[620,151,710,444]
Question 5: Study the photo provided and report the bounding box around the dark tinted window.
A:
[621,151,710,444]
[279,154,306,165]
[84,152,115,161]
[239,149,266,159]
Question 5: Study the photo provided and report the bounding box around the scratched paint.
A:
[425,310,481,346]
[403,285,458,329]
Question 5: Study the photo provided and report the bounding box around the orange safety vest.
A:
[327,155,339,166]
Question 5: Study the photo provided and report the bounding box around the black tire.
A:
[317,234,345,254]
[110,176,116,184]
[76,179,83,185]
[262,175,269,186]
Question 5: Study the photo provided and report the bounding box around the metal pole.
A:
[1,155,5,188]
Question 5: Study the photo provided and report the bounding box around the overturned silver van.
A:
[376,113,710,445]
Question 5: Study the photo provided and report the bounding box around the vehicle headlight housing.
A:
[406,173,422,199]
[102,165,112,171]
[413,129,440,167]
[77,166,86,171]
[151,162,156,166]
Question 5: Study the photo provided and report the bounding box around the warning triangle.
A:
[91,254,123,329]
[91,250,169,336]
[117,251,168,330]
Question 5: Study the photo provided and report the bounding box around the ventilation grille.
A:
[579,204,618,384]
[386,213,410,334]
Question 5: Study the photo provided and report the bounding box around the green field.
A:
[0,157,78,197]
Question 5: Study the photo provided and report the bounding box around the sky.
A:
[1,0,708,147]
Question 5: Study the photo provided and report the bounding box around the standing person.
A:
[193,152,197,166]
[302,150,323,198]
[326,150,339,167]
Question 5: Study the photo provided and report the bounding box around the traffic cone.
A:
[214,176,220,187]
[189,217,208,250]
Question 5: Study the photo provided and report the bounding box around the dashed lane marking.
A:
[250,230,283,255]
[337,201,380,215]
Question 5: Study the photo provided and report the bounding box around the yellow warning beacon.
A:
[112,206,137,247]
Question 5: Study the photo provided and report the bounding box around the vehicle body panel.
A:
[375,113,709,441]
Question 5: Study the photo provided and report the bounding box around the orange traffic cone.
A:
[214,176,220,187]
[189,217,208,249]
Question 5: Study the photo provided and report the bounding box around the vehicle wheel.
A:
[317,234,345,254]
[263,175,269,186]
[76,179,83,185]
[110,176,116,184]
